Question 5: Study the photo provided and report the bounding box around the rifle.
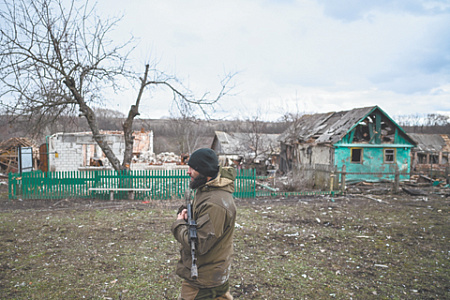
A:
[185,190,198,279]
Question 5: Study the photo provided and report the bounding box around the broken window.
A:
[352,123,371,142]
[384,148,395,163]
[351,148,363,163]
[417,153,427,164]
[429,154,439,164]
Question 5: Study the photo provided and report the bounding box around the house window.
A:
[429,154,439,164]
[417,153,427,164]
[442,153,448,164]
[351,148,363,163]
[384,148,395,163]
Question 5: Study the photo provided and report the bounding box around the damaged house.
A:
[279,106,416,183]
[211,130,280,174]
[43,130,154,172]
[408,133,450,176]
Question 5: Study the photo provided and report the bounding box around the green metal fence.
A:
[234,168,256,198]
[8,168,257,200]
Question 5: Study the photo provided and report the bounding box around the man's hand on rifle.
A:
[177,208,188,221]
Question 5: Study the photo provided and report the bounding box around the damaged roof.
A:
[409,133,450,153]
[280,106,413,145]
[0,137,38,150]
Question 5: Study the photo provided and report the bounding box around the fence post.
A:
[446,166,450,185]
[330,169,335,193]
[341,165,346,194]
[393,164,400,194]
[8,172,14,200]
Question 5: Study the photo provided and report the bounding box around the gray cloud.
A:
[318,0,450,21]
[93,0,450,119]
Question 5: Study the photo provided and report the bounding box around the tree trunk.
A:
[63,77,123,171]
[121,64,150,169]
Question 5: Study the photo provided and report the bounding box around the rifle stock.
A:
[185,190,198,279]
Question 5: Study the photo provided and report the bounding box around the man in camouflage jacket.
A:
[172,148,236,300]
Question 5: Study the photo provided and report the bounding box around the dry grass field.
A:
[0,190,448,299]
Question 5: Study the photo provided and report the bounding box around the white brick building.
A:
[47,131,154,171]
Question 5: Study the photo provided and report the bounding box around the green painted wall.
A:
[333,108,416,182]
[334,145,412,182]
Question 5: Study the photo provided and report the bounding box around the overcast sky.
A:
[95,0,450,121]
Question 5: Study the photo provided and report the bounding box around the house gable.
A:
[336,106,416,147]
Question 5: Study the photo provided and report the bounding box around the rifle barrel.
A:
[185,190,198,279]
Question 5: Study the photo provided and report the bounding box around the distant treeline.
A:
[0,112,448,154]
[0,114,290,154]
[401,125,450,134]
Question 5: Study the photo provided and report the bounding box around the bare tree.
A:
[0,0,233,170]
[277,109,305,145]
[395,113,449,127]
[163,117,202,155]
[241,115,280,168]
[95,108,126,120]
[395,114,426,127]
[242,115,264,165]
[165,100,207,155]
[424,113,449,126]
[121,64,233,167]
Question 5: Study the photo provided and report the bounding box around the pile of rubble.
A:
[0,137,39,173]
[154,152,182,164]
[130,152,188,166]
[130,151,185,164]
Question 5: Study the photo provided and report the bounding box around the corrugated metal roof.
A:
[409,133,450,152]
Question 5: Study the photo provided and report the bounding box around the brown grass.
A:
[0,193,448,299]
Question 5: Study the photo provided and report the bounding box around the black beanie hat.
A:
[188,148,219,177]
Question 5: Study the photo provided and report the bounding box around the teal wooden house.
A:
[279,106,416,182]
